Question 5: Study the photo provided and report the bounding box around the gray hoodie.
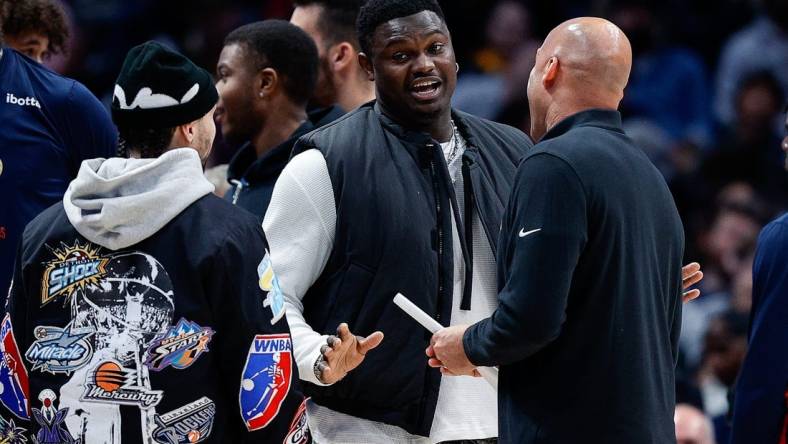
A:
[63,148,214,250]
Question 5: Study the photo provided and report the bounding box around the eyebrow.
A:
[382,29,446,49]
[22,38,44,45]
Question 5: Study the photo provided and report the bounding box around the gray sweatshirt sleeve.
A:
[262,149,336,386]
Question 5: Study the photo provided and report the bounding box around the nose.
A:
[412,52,436,74]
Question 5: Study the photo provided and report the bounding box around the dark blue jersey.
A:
[731,213,788,443]
[0,48,117,300]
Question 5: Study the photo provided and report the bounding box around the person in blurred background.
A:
[714,0,788,126]
[675,404,717,444]
[698,310,748,443]
[612,0,713,150]
[731,109,788,444]
[217,20,318,217]
[452,0,539,121]
[703,71,788,205]
[679,190,764,370]
[1,0,69,64]
[291,0,373,114]
[0,7,117,305]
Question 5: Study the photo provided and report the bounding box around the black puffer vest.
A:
[291,102,532,436]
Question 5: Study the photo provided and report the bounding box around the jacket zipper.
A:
[230,179,245,205]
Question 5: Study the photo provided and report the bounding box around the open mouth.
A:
[410,77,442,102]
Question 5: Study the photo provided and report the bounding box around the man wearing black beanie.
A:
[0,41,311,443]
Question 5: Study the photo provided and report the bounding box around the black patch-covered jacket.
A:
[0,195,311,444]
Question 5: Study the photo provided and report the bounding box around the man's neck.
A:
[336,75,375,112]
[252,105,307,158]
[379,102,453,142]
[544,100,617,136]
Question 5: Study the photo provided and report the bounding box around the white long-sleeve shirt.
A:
[262,135,499,443]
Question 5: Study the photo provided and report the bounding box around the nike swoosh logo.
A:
[518,228,542,238]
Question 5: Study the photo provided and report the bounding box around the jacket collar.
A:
[226,120,314,183]
[541,108,624,142]
[372,101,480,165]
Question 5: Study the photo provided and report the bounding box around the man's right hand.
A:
[317,323,384,385]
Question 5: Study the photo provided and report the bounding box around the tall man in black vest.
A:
[262,0,531,441]
[430,18,686,443]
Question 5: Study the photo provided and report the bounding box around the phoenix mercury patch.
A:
[145,318,214,372]
[239,334,292,431]
[81,360,163,408]
[41,241,109,307]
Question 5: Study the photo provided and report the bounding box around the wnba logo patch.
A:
[0,314,30,420]
[239,334,292,431]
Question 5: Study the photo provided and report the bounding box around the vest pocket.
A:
[324,262,376,332]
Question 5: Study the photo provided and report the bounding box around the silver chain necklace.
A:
[446,120,460,165]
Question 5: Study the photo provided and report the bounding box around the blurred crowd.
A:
[13,0,788,442]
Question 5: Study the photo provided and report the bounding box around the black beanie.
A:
[111,41,218,129]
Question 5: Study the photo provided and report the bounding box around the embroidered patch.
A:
[0,314,29,420]
[81,360,163,408]
[258,254,286,325]
[145,318,214,372]
[25,322,94,375]
[284,398,311,444]
[0,415,28,443]
[152,396,216,444]
[239,334,292,431]
[32,389,77,443]
[40,241,109,307]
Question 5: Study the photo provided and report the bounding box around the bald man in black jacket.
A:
[430,18,685,444]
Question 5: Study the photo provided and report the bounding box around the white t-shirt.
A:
[262,133,498,443]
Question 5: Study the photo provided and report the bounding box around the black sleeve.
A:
[464,153,588,366]
[207,222,308,442]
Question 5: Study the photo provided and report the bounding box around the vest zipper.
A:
[427,143,444,323]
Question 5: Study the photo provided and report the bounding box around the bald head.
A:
[527,17,632,140]
[544,17,632,97]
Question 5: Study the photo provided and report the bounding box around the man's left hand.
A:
[427,325,479,377]
[682,262,704,303]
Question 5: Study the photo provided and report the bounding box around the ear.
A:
[542,56,559,89]
[257,67,278,98]
[358,52,375,81]
[174,121,197,146]
[332,42,358,71]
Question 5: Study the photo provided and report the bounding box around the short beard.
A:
[312,55,337,108]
